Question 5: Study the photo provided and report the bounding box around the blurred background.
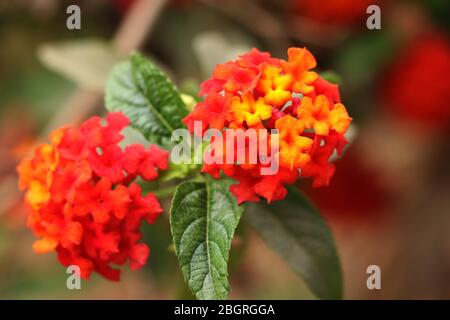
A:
[0,0,449,299]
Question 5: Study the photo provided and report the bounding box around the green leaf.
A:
[170,179,243,300]
[245,188,342,300]
[105,52,188,146]
[335,33,395,89]
[319,71,342,86]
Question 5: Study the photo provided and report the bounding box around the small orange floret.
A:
[297,95,352,136]
[275,115,313,169]
[230,93,273,127]
[282,47,318,94]
[17,128,64,210]
[257,65,293,107]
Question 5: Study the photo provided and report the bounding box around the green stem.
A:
[152,185,178,199]
[148,174,206,199]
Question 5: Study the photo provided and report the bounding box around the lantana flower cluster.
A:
[183,47,352,204]
[17,112,168,280]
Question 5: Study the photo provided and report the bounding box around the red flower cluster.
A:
[380,33,450,129]
[17,112,168,280]
[183,48,352,203]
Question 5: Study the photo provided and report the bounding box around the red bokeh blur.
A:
[292,0,382,27]
[302,147,390,224]
[380,33,450,130]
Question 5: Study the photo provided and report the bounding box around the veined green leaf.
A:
[170,179,243,300]
[105,52,188,146]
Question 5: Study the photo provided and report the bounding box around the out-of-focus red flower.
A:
[17,112,168,281]
[184,48,352,204]
[302,149,390,223]
[380,33,450,130]
[292,0,382,27]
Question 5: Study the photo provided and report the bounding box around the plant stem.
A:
[153,185,178,199]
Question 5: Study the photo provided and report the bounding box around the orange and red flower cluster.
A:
[183,47,352,204]
[17,112,168,280]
